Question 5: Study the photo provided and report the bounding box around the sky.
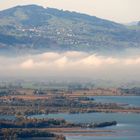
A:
[0,0,140,23]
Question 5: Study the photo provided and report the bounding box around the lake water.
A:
[29,96,140,140]
[91,96,140,107]
[0,115,16,120]
[30,112,140,140]
[66,136,140,140]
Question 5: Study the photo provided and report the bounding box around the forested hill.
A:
[0,5,140,55]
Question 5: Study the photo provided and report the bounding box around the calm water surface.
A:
[30,112,140,140]
[29,96,140,140]
[66,136,140,140]
[92,96,140,107]
[0,115,16,120]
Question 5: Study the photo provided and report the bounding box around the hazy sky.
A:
[0,0,140,23]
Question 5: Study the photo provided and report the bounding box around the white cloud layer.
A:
[0,51,140,81]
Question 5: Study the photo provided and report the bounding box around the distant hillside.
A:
[125,21,139,26]
[0,5,140,55]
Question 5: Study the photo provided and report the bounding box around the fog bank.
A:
[0,51,140,82]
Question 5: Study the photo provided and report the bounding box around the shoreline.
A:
[37,128,116,137]
[0,108,140,117]
[44,128,115,133]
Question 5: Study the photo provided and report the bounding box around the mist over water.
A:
[0,50,140,82]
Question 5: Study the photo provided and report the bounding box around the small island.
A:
[0,117,117,139]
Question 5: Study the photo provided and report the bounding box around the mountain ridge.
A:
[0,5,140,55]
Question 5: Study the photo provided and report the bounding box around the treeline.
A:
[120,87,140,95]
[1,95,124,116]
[0,129,66,140]
[0,117,117,129]
[0,118,67,128]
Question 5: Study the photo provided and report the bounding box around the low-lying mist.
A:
[0,50,140,82]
